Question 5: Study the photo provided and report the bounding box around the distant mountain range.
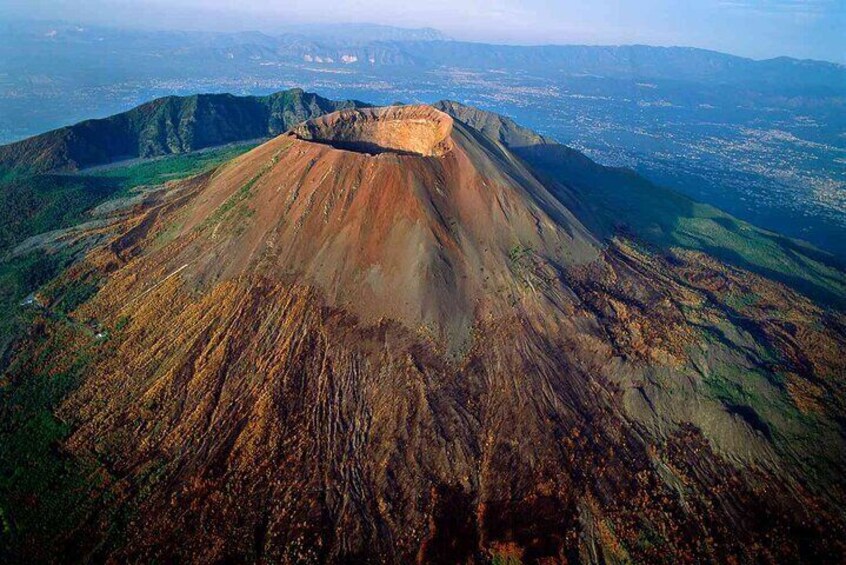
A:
[2,20,843,90]
[273,22,449,42]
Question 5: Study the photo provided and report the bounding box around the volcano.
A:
[5,103,845,562]
[121,105,598,351]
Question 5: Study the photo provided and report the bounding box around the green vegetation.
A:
[723,290,760,312]
[115,315,131,331]
[204,178,256,227]
[0,88,363,177]
[51,274,102,316]
[0,175,119,253]
[82,142,256,190]
[0,313,110,561]
[202,149,283,229]
[0,139,255,359]
[0,138,257,355]
[699,357,834,470]
[0,143,255,362]
[518,145,846,308]
[666,209,845,304]
[0,138,242,556]
[0,249,74,359]
[0,143,256,256]
[508,243,533,265]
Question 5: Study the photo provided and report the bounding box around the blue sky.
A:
[3,0,844,62]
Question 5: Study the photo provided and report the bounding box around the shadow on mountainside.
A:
[514,143,846,310]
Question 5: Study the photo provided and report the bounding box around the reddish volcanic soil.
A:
[147,105,598,350]
[11,104,845,563]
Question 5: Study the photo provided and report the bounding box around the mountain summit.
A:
[3,102,845,562]
[147,105,597,350]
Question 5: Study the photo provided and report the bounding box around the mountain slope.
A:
[0,89,366,177]
[435,101,846,309]
[102,105,599,350]
[2,102,844,563]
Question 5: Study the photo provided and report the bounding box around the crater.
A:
[291,105,454,156]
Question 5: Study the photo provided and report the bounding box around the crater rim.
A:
[290,105,454,157]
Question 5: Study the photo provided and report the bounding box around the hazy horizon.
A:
[1,0,843,64]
